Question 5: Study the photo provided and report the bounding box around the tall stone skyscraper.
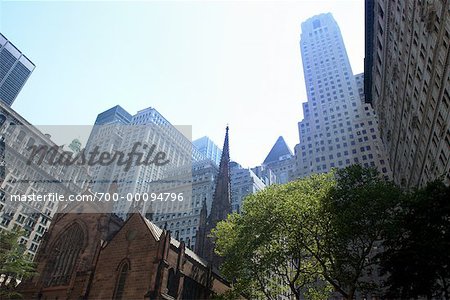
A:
[365,0,450,188]
[148,158,218,250]
[195,126,232,267]
[0,101,89,260]
[84,105,132,196]
[85,105,205,219]
[293,13,390,178]
[0,33,35,106]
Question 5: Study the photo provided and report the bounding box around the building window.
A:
[167,268,178,297]
[114,261,130,300]
[313,19,321,29]
[44,222,85,287]
[0,114,6,127]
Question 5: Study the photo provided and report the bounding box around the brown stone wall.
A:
[19,211,121,299]
[19,212,235,300]
[88,214,159,299]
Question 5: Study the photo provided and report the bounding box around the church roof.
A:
[263,136,293,164]
[141,215,208,267]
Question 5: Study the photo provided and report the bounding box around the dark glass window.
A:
[44,223,84,287]
[114,261,129,300]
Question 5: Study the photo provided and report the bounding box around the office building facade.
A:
[251,165,277,186]
[86,106,205,219]
[113,107,204,218]
[0,102,89,260]
[149,159,218,250]
[149,160,266,250]
[364,0,450,187]
[0,33,35,106]
[193,136,222,167]
[85,105,132,194]
[293,13,391,179]
[230,161,266,213]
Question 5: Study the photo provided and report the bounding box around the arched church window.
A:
[44,222,84,287]
[113,261,129,300]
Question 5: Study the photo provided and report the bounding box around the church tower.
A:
[195,126,232,268]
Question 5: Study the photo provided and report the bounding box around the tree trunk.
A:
[290,284,301,300]
[345,289,355,300]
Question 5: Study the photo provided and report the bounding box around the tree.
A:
[213,172,335,300]
[380,180,450,299]
[0,229,36,299]
[213,165,401,300]
[316,165,402,299]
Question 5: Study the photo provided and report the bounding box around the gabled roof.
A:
[263,136,293,164]
[140,215,208,267]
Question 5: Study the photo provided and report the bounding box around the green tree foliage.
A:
[319,165,402,299]
[213,172,335,300]
[213,165,402,299]
[380,180,450,299]
[0,229,36,299]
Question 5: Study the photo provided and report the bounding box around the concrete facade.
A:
[0,101,89,260]
[293,13,391,179]
[364,0,450,187]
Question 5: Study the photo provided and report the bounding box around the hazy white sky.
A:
[0,0,364,168]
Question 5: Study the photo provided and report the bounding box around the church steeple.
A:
[208,126,232,222]
[195,126,232,267]
[199,198,208,227]
[195,198,208,255]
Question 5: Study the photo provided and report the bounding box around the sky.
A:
[0,0,364,168]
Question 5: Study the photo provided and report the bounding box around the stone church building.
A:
[19,127,235,299]
[19,203,232,299]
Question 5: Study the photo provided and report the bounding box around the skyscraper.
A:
[0,33,35,106]
[293,13,391,178]
[364,0,450,187]
[262,136,295,184]
[85,105,132,195]
[230,161,265,213]
[0,101,89,260]
[149,159,218,249]
[93,105,132,125]
[113,107,204,218]
[85,105,206,219]
[193,136,222,167]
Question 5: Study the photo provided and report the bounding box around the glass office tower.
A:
[0,33,35,106]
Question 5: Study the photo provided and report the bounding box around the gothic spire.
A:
[195,126,232,267]
[209,126,232,222]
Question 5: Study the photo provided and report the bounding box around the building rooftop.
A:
[263,136,293,164]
